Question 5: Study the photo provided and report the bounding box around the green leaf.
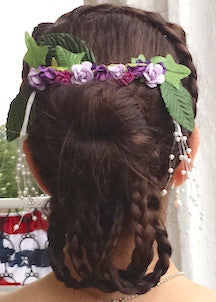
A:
[24,32,49,68]
[131,53,146,64]
[164,54,191,89]
[160,82,194,132]
[6,83,33,142]
[150,56,166,64]
[38,33,96,65]
[55,46,85,70]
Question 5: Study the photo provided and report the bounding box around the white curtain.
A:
[85,0,216,290]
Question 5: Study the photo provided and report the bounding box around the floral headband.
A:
[6,32,194,142]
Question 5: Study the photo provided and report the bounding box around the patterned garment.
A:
[0,209,52,286]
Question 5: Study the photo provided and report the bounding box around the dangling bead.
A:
[168,167,174,174]
[186,148,192,154]
[186,158,192,164]
[161,189,168,197]
[32,215,37,221]
[13,224,19,231]
[180,170,187,175]
[174,199,182,208]
[179,155,184,160]
[169,154,175,160]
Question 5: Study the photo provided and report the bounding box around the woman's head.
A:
[23,4,198,294]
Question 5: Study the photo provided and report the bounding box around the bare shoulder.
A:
[191,281,216,302]
[147,276,216,302]
[177,278,216,302]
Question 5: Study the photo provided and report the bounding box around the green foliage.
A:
[6,83,33,142]
[131,54,146,64]
[0,125,18,198]
[55,46,85,70]
[164,54,191,89]
[24,32,49,68]
[38,33,96,65]
[0,126,42,200]
[160,82,194,132]
[150,56,166,64]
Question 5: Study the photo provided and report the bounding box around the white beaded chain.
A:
[12,92,48,231]
[161,120,192,208]
[110,272,184,302]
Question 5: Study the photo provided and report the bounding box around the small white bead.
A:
[179,155,184,160]
[41,214,48,220]
[184,155,188,160]
[182,136,187,142]
[180,170,187,175]
[169,154,175,160]
[175,137,181,142]
[32,215,37,221]
[174,199,182,207]
[186,148,192,154]
[168,167,174,174]
[13,224,19,231]
[173,131,178,137]
[161,189,168,197]
[175,188,180,194]
[186,158,192,164]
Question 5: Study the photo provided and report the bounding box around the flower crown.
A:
[6,32,194,142]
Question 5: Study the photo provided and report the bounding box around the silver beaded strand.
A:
[110,272,184,302]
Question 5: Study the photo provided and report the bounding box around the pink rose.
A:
[117,72,135,85]
[55,71,72,83]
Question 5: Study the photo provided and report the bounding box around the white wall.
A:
[0,0,84,125]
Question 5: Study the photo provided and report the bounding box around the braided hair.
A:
[26,4,198,294]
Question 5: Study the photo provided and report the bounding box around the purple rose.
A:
[143,63,165,88]
[55,70,72,83]
[94,64,111,81]
[117,72,135,85]
[38,66,56,84]
[71,61,94,84]
[108,64,125,80]
[27,68,45,91]
[127,64,146,78]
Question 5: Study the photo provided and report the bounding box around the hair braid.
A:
[127,180,155,277]
[104,177,171,294]
[46,199,75,284]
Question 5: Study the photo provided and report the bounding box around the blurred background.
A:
[0,0,216,291]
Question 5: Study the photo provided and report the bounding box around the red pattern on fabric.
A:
[0,210,49,234]
[0,278,21,286]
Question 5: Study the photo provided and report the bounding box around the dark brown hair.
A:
[25,4,198,294]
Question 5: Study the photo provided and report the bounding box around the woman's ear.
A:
[22,140,50,194]
[172,126,200,187]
